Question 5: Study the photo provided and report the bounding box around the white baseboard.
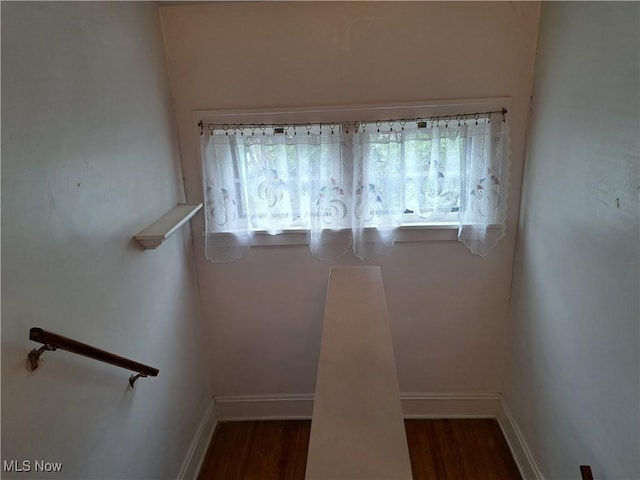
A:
[177,399,217,480]
[213,392,500,421]
[401,392,500,418]
[214,393,315,420]
[497,395,544,480]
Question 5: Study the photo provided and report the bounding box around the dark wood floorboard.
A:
[198,419,521,480]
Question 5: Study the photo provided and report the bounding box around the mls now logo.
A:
[3,460,63,473]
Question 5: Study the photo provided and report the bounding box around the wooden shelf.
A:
[134,203,202,249]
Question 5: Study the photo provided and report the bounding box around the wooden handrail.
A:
[27,327,158,388]
[580,465,594,480]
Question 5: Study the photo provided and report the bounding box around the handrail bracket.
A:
[26,344,57,372]
[128,373,148,389]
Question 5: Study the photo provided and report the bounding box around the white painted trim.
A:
[177,399,217,480]
[204,223,509,248]
[214,394,315,421]
[213,392,501,421]
[497,396,545,480]
[215,224,460,248]
[401,392,500,418]
[194,97,512,125]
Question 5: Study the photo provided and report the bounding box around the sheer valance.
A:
[200,111,510,262]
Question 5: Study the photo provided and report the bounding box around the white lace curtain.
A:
[201,113,509,262]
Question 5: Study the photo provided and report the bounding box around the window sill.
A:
[206,224,458,247]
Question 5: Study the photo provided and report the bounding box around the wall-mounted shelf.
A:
[134,203,202,249]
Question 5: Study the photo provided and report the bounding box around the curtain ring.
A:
[208,124,215,135]
[376,120,382,132]
[444,116,451,128]
[399,119,406,131]
[222,124,229,136]
[474,113,480,125]
[260,124,267,135]
[306,123,312,135]
[330,122,336,134]
[343,121,350,134]
[250,124,256,136]
[388,119,394,132]
[361,121,367,132]
[238,123,245,136]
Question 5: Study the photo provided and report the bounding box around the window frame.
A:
[195,97,510,245]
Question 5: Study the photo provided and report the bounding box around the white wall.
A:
[503,3,639,479]
[1,3,213,478]
[159,2,540,398]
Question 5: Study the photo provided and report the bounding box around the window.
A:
[198,101,510,262]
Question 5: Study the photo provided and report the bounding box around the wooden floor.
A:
[198,419,522,480]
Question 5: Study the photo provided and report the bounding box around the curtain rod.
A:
[197,108,507,135]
